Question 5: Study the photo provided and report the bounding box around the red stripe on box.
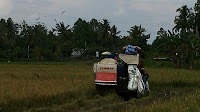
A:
[96,72,117,81]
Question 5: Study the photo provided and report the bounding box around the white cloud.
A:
[113,8,126,16]
[47,0,89,8]
[28,13,39,20]
[112,1,129,17]
[129,0,178,15]
[0,0,13,15]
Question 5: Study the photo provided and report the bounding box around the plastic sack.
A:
[127,65,145,94]
[137,68,145,94]
[127,65,138,91]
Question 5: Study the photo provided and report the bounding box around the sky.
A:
[0,0,198,44]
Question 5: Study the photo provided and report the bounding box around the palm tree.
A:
[127,25,150,50]
[4,18,19,59]
[0,19,7,49]
[174,5,193,33]
[55,22,71,41]
[20,20,33,59]
[98,19,111,47]
[110,25,121,49]
[194,0,200,36]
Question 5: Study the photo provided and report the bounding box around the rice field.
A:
[1,61,200,112]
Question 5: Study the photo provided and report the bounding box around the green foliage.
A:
[152,1,200,69]
[145,58,174,68]
[122,25,150,56]
[174,5,194,33]
[127,25,150,49]
[0,17,151,61]
[61,41,74,57]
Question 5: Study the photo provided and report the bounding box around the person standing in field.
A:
[122,45,149,92]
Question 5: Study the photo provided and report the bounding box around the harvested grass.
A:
[1,62,200,111]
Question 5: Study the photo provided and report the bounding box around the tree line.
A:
[0,18,149,61]
[152,0,200,69]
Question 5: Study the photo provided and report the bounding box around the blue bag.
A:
[125,45,137,54]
